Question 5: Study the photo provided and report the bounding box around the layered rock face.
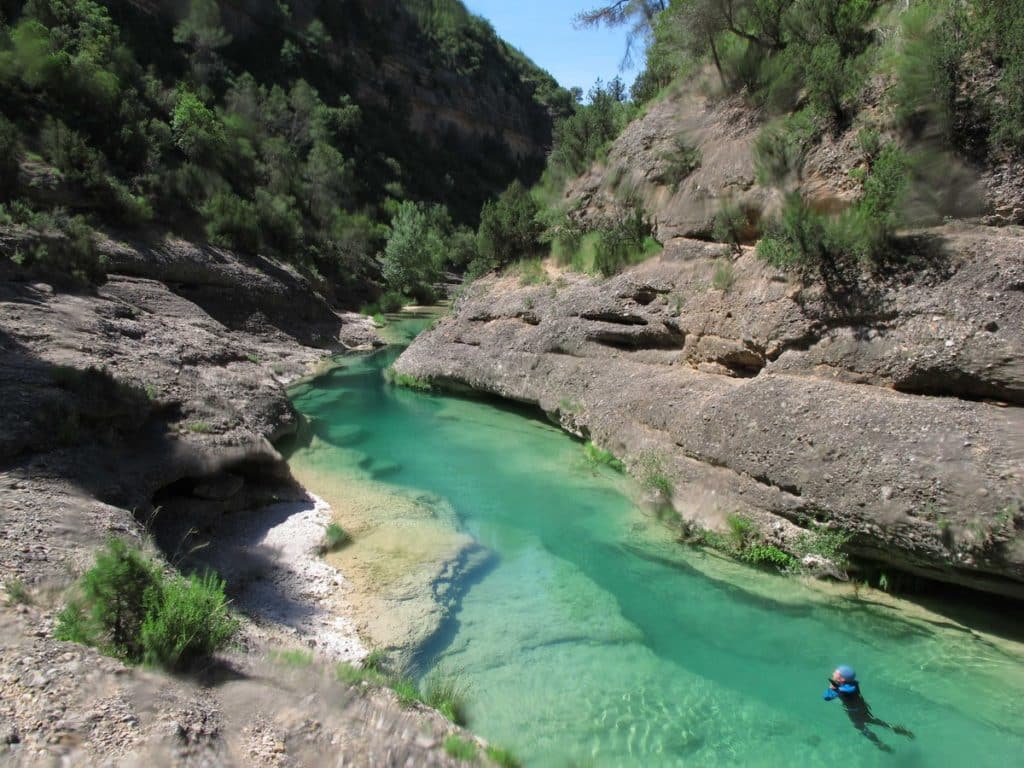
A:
[0,234,380,584]
[394,228,1024,598]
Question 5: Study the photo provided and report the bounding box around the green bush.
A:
[171,89,226,162]
[55,540,236,670]
[56,539,160,660]
[140,571,237,670]
[381,201,446,301]
[712,203,748,250]
[753,110,818,187]
[443,735,477,762]
[202,191,259,253]
[656,138,701,191]
[687,514,798,571]
[593,205,652,277]
[756,193,835,279]
[477,180,543,270]
[794,525,851,569]
[549,79,635,177]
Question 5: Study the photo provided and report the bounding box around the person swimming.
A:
[824,665,915,751]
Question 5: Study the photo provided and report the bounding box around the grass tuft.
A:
[383,366,433,392]
[485,745,522,768]
[4,577,31,606]
[583,441,624,472]
[712,259,735,292]
[443,735,478,762]
[422,667,470,725]
[271,648,314,667]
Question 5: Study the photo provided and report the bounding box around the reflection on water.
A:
[286,314,1024,767]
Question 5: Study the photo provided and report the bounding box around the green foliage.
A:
[384,367,434,391]
[3,203,104,282]
[757,137,910,285]
[655,138,701,190]
[712,202,748,250]
[56,539,160,660]
[686,514,797,571]
[322,522,351,553]
[390,677,423,707]
[538,206,585,263]
[201,192,259,253]
[362,648,389,673]
[476,180,543,271]
[422,668,469,724]
[443,735,478,762]
[4,578,31,606]
[379,291,407,313]
[753,110,818,187]
[742,543,798,569]
[975,0,1024,151]
[270,648,315,667]
[382,201,447,301]
[336,660,387,687]
[55,540,236,670]
[140,570,237,670]
[592,205,653,277]
[636,454,673,499]
[0,0,556,296]
[711,258,735,292]
[186,420,214,434]
[172,89,226,161]
[584,441,625,472]
[756,192,834,279]
[794,525,851,569]
[507,257,548,286]
[549,79,635,177]
[485,746,523,768]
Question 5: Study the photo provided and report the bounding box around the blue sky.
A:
[463,0,639,92]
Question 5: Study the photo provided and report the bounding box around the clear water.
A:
[286,315,1024,767]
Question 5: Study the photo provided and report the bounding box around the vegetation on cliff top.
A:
[0,0,567,296]
[516,1,1024,289]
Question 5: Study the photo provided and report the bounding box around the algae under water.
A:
[286,314,1024,767]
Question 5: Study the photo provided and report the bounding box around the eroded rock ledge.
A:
[0,235,481,765]
[394,226,1024,599]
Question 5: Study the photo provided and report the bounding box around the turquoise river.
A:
[285,313,1024,767]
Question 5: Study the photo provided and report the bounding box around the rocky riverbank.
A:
[393,225,1024,599]
[0,232,487,765]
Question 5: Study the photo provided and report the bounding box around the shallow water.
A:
[286,315,1024,767]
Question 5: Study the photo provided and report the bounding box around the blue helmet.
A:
[836,665,856,681]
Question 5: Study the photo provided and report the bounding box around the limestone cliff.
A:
[394,227,1024,598]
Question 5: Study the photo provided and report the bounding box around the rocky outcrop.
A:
[0,231,497,765]
[565,86,1010,243]
[394,226,1024,598]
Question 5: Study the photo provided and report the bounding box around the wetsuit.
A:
[824,680,892,749]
